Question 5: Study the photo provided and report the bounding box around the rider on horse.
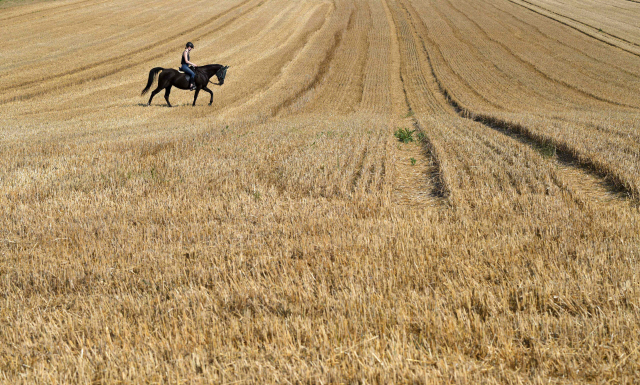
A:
[181,42,198,91]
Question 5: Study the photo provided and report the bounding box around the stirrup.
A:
[190,84,196,91]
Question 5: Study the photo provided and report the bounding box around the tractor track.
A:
[440,0,640,110]
[0,0,108,22]
[505,0,640,57]
[384,0,448,205]
[271,10,352,117]
[397,0,633,203]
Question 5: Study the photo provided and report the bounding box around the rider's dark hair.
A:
[186,42,194,49]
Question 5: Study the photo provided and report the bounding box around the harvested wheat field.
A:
[1,0,639,382]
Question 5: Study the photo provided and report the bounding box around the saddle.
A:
[177,65,195,73]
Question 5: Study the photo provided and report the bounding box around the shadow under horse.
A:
[141,64,229,107]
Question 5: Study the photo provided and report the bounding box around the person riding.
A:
[181,42,198,91]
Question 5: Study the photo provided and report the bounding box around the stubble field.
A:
[1,0,639,383]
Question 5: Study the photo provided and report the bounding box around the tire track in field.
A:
[347,125,387,197]
[427,0,554,111]
[474,0,640,82]
[441,0,640,110]
[270,10,351,117]
[351,2,370,110]
[399,0,632,203]
[308,4,370,114]
[363,133,389,195]
[350,145,368,193]
[289,2,370,115]
[513,0,640,49]
[216,2,334,117]
[395,0,505,113]
[505,0,640,57]
[383,0,447,205]
[0,0,107,22]
[0,0,261,101]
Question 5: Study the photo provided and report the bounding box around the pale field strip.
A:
[381,0,449,205]
[470,0,640,109]
[482,0,640,80]
[1,0,640,382]
[435,0,636,112]
[0,0,106,18]
[390,0,563,204]
[390,0,600,208]
[291,3,370,115]
[508,0,640,54]
[219,0,336,119]
[412,0,640,112]
[357,0,399,113]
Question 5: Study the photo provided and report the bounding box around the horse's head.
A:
[215,65,229,85]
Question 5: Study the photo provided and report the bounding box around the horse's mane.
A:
[197,64,223,71]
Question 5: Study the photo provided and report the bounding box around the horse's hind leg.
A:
[147,86,162,106]
[164,86,172,107]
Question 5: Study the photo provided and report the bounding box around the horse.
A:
[141,64,229,107]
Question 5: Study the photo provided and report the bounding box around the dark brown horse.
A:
[141,64,229,107]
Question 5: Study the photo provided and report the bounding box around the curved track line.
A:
[271,10,350,116]
[217,2,334,117]
[0,0,106,22]
[385,0,448,201]
[398,0,504,112]
[295,5,370,114]
[442,0,639,110]
[428,0,552,110]
[505,0,640,57]
[399,0,634,201]
[474,0,640,82]
[352,1,371,110]
[515,0,640,49]
[428,46,634,200]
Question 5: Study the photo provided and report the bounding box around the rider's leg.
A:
[181,64,196,90]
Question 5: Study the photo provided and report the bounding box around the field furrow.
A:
[398,0,640,200]
[508,0,640,54]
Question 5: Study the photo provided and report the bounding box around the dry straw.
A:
[0,0,639,382]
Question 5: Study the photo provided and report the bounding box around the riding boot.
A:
[190,83,196,91]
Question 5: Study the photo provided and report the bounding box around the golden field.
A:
[0,0,639,382]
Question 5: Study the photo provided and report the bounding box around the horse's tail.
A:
[141,67,163,95]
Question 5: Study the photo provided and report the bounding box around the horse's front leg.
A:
[192,88,200,106]
[202,86,214,106]
[164,86,172,107]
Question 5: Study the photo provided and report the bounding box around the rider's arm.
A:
[184,50,197,67]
